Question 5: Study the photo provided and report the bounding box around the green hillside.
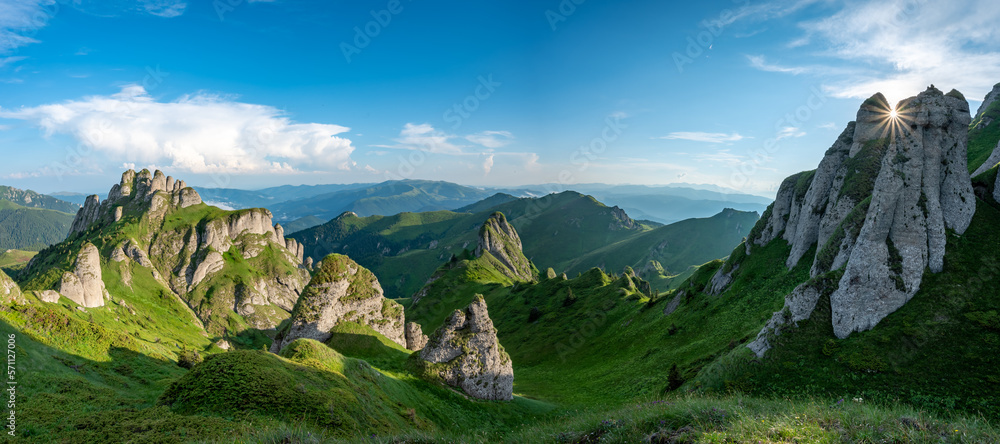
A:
[0,185,80,213]
[291,191,747,298]
[271,180,499,221]
[969,84,1000,172]
[0,199,74,251]
[561,208,758,288]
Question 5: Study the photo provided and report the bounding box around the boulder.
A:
[58,243,108,308]
[405,322,428,351]
[418,295,513,401]
[37,290,60,304]
[270,254,405,352]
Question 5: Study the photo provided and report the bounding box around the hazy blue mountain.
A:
[271,180,505,222]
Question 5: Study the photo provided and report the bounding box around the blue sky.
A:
[1,0,998,197]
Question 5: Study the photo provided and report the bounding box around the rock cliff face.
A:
[475,212,534,282]
[717,87,976,352]
[31,169,308,333]
[270,254,405,352]
[417,295,513,401]
[58,243,109,308]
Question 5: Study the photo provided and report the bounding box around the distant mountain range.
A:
[289,190,757,298]
[187,180,770,230]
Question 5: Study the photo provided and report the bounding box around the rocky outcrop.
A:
[475,212,534,282]
[37,290,60,303]
[829,87,974,338]
[0,271,21,303]
[58,243,109,308]
[40,169,308,334]
[270,254,405,352]
[417,295,513,401]
[974,83,1000,129]
[728,87,977,351]
[607,206,638,230]
[69,169,207,236]
[405,322,428,351]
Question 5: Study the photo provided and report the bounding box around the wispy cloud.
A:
[0,0,51,56]
[746,55,809,75]
[751,0,1000,103]
[0,85,356,174]
[818,122,837,130]
[658,132,747,143]
[776,126,806,140]
[140,0,186,18]
[385,123,463,154]
[465,130,514,149]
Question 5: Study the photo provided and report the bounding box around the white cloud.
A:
[0,85,356,174]
[482,153,494,175]
[658,132,747,143]
[693,149,745,166]
[776,126,806,140]
[466,130,514,148]
[388,123,463,154]
[793,0,1000,103]
[818,122,838,130]
[140,0,186,18]
[0,0,51,56]
[747,55,808,75]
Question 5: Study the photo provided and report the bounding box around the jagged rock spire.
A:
[417,295,514,401]
[475,212,534,282]
[69,169,203,236]
[738,85,976,353]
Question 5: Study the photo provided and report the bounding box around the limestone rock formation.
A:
[417,295,513,401]
[474,212,534,282]
[31,168,308,333]
[37,290,60,304]
[405,322,428,351]
[974,82,1000,129]
[270,254,405,352]
[718,87,977,352]
[0,271,21,303]
[58,243,109,308]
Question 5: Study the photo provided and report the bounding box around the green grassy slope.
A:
[561,208,757,280]
[0,199,74,251]
[686,183,1000,419]
[968,85,1000,172]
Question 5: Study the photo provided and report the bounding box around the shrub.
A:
[177,349,203,369]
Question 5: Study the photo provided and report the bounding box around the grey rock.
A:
[37,290,60,304]
[831,87,974,338]
[405,321,429,351]
[418,295,513,401]
[974,82,1000,127]
[748,283,823,357]
[736,87,977,348]
[0,271,21,303]
[475,212,534,282]
[58,243,108,308]
[270,255,405,352]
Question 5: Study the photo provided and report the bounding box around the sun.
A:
[889,108,898,119]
